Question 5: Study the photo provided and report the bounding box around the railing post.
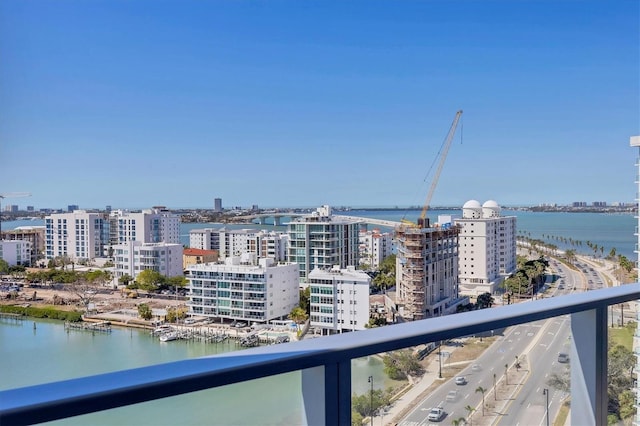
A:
[570,307,607,425]
[302,360,351,425]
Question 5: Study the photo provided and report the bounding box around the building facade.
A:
[395,222,460,321]
[358,228,393,270]
[287,205,361,284]
[108,208,180,246]
[455,200,517,296]
[630,134,640,426]
[186,257,299,323]
[0,226,45,265]
[0,240,32,266]
[112,241,183,283]
[183,248,218,269]
[308,266,371,333]
[44,210,106,261]
[190,228,288,262]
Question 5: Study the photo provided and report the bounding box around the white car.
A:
[471,363,481,372]
[455,376,467,385]
[427,407,446,422]
[445,390,458,402]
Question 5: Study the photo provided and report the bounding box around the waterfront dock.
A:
[64,321,112,333]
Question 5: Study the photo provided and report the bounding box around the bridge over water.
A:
[236,213,402,229]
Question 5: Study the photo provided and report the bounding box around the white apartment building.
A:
[308,266,371,333]
[287,205,361,284]
[358,228,393,270]
[108,208,180,246]
[186,257,299,323]
[113,241,183,283]
[189,228,220,250]
[0,240,32,266]
[45,210,106,261]
[190,228,288,261]
[455,200,517,296]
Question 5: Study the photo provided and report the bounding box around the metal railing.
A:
[0,285,638,425]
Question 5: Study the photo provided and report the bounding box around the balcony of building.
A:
[0,285,638,426]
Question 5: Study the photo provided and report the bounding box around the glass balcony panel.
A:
[43,373,303,425]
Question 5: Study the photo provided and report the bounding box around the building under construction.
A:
[395,219,460,321]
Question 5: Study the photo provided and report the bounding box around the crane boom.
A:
[418,110,463,227]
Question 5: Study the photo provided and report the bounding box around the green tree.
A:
[299,286,311,315]
[0,259,9,275]
[382,349,424,380]
[119,274,134,286]
[138,303,153,320]
[475,386,486,415]
[464,405,475,426]
[373,254,396,292]
[288,306,308,330]
[136,269,164,292]
[476,293,494,309]
[351,388,392,419]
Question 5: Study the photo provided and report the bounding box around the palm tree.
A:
[475,386,486,415]
[452,417,467,426]
[464,405,475,426]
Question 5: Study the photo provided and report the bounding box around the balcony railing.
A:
[0,285,638,426]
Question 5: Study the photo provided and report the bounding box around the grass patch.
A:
[609,321,636,351]
[553,399,570,426]
[0,304,83,322]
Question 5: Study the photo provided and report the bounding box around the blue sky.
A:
[1,0,638,210]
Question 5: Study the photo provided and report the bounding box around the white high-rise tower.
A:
[630,135,640,426]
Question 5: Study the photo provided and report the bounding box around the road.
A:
[397,255,609,426]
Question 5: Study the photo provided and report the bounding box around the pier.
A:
[64,321,112,333]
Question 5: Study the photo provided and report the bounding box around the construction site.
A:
[395,110,465,321]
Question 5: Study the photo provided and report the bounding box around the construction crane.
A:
[0,192,32,234]
[416,110,463,228]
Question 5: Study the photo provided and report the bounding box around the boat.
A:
[159,331,179,342]
[151,325,173,336]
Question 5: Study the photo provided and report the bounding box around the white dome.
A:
[463,200,482,209]
[482,200,501,218]
[462,199,482,219]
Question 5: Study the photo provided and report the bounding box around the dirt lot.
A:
[0,285,187,313]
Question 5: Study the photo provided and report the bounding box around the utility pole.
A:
[438,341,442,378]
[368,375,374,426]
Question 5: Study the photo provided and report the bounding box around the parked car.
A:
[557,353,570,363]
[455,376,467,385]
[235,322,247,328]
[184,318,197,325]
[427,407,446,422]
[445,390,458,402]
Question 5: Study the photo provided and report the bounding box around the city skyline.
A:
[1,1,638,209]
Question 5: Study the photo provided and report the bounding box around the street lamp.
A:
[438,341,442,378]
[542,388,549,426]
[368,375,374,426]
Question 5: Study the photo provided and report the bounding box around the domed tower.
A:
[462,200,482,219]
[482,200,501,218]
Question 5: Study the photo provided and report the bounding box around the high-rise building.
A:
[358,228,394,270]
[308,266,371,333]
[186,256,299,323]
[455,200,517,296]
[287,205,361,284]
[214,198,223,212]
[629,134,640,426]
[44,210,106,261]
[108,208,180,246]
[395,220,459,320]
